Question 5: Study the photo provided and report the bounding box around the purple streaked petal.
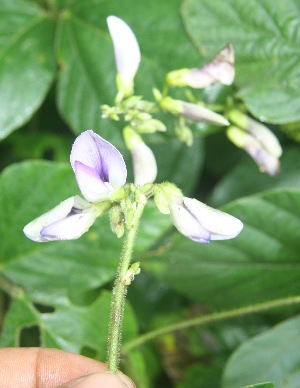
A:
[74,161,113,202]
[23,196,96,242]
[183,197,243,240]
[70,130,127,199]
[41,211,97,241]
[170,199,211,243]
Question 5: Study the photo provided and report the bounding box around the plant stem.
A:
[107,195,146,372]
[122,295,300,354]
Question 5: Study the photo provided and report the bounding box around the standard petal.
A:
[107,16,141,87]
[70,130,127,199]
[170,199,211,243]
[23,196,96,242]
[132,142,157,185]
[183,197,243,240]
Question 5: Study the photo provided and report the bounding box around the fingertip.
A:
[58,371,135,388]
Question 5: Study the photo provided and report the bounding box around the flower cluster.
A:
[104,16,281,174]
[24,130,243,244]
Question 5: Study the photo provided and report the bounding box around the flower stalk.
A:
[107,191,147,372]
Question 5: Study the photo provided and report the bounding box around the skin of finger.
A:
[58,371,135,388]
[0,347,128,388]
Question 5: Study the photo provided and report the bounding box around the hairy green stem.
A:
[107,196,146,372]
[122,295,300,354]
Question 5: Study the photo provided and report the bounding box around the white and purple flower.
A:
[24,130,127,242]
[169,196,243,243]
[167,44,235,89]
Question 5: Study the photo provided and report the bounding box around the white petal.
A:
[23,196,96,242]
[181,101,229,126]
[170,199,211,243]
[247,117,282,157]
[132,142,157,185]
[183,197,243,240]
[41,211,97,241]
[107,16,141,87]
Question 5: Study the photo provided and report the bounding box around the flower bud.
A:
[123,126,157,185]
[157,96,229,127]
[227,126,280,176]
[153,183,183,215]
[136,119,167,134]
[107,16,141,97]
[109,205,125,238]
[227,110,282,176]
[166,44,235,88]
[174,118,193,146]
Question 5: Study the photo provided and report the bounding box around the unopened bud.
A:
[154,183,183,214]
[123,126,157,185]
[174,118,193,146]
[109,205,125,238]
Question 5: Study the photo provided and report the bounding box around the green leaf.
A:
[0,291,137,357]
[144,189,300,308]
[0,0,56,139]
[209,147,300,207]
[182,0,300,124]
[0,161,172,299]
[241,383,275,388]
[223,315,300,388]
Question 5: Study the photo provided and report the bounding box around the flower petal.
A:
[170,198,211,243]
[23,196,97,242]
[183,197,243,240]
[186,44,235,88]
[227,126,280,176]
[181,101,229,126]
[107,16,141,88]
[132,142,157,185]
[70,130,127,200]
[74,161,113,202]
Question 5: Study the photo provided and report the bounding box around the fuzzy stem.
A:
[107,194,146,372]
[122,295,300,354]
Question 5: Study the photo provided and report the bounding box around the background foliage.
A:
[1,0,300,387]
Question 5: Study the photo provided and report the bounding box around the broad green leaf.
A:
[0,290,137,358]
[182,0,300,124]
[223,315,300,388]
[144,189,300,308]
[209,147,300,207]
[0,0,56,139]
[0,161,172,299]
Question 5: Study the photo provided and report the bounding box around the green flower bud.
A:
[109,205,125,238]
[174,118,193,146]
[123,262,141,285]
[154,183,183,214]
[136,119,167,134]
